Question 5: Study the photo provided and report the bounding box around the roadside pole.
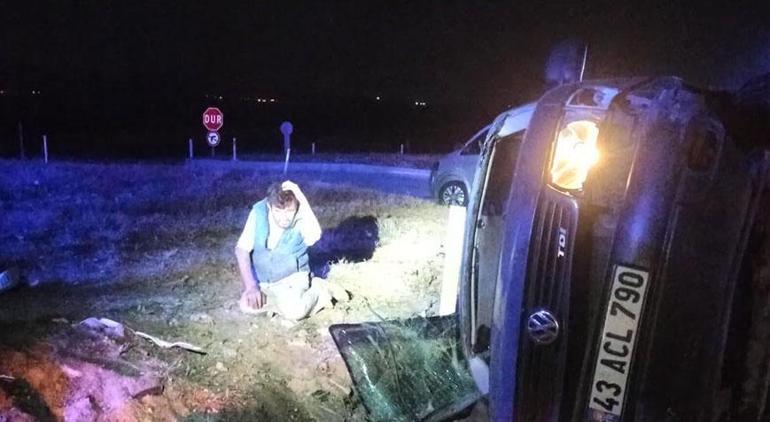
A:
[232,137,237,161]
[188,138,194,159]
[43,135,48,164]
[281,121,293,175]
[18,122,25,159]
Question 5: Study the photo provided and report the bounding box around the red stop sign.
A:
[202,107,224,132]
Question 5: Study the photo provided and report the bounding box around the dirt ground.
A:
[0,159,449,421]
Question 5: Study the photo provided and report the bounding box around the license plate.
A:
[588,265,650,418]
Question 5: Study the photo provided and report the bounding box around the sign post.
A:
[18,122,25,160]
[280,121,293,175]
[207,132,220,157]
[202,107,224,159]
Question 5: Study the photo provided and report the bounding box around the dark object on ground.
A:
[0,377,56,422]
[0,267,20,293]
[310,216,379,277]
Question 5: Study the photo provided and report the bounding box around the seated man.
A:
[235,181,331,320]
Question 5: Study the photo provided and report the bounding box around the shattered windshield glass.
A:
[330,316,480,421]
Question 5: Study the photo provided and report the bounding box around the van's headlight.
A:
[549,120,599,191]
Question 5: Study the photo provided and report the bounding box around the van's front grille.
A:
[516,185,579,421]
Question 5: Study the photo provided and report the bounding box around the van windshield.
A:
[329,316,479,421]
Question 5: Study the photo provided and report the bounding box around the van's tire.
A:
[439,181,468,206]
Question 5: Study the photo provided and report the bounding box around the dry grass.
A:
[0,158,450,420]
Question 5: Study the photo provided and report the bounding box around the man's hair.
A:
[266,182,298,209]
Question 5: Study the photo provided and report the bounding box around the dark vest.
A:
[250,199,309,283]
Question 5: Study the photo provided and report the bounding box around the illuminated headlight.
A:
[549,120,599,191]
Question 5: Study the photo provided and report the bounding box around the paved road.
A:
[189,160,433,199]
[296,169,431,198]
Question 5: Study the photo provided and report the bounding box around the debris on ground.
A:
[135,331,206,354]
[79,317,126,339]
[0,321,176,420]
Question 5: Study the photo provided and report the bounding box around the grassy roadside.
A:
[0,159,449,420]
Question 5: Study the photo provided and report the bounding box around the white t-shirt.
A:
[235,209,285,251]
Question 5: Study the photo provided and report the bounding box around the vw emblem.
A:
[527,309,560,345]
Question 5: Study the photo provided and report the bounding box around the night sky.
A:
[2,1,770,156]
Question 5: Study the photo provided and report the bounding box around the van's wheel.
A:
[439,182,468,206]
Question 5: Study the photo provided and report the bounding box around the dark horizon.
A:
[2,1,770,158]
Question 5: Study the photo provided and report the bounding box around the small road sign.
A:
[203,107,224,132]
[206,131,221,147]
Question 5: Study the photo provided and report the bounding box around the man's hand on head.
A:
[281,180,300,193]
[242,285,264,309]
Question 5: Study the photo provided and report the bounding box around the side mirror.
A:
[545,39,588,88]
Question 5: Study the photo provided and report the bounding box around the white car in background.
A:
[430,103,535,206]
[429,125,490,206]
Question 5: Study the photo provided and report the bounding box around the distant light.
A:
[270,98,275,102]
[219,96,223,100]
[376,96,381,101]
[0,90,4,95]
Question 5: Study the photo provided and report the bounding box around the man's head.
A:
[266,182,299,229]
